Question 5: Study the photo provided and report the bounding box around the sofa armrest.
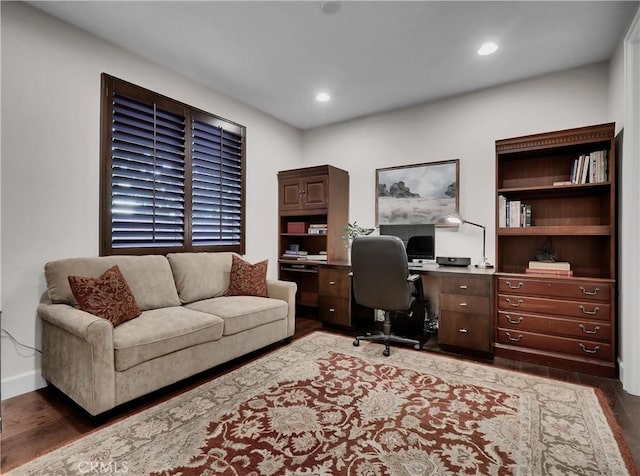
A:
[38,303,116,415]
[267,279,297,337]
[38,303,113,340]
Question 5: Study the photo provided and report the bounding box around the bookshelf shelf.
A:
[494,123,617,378]
[497,225,611,236]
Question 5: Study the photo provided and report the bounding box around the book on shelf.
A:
[300,254,328,261]
[283,249,307,255]
[528,260,571,270]
[307,224,328,234]
[498,195,507,228]
[525,268,573,276]
[570,150,608,184]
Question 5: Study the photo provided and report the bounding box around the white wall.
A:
[302,63,611,265]
[0,2,301,398]
[619,9,640,395]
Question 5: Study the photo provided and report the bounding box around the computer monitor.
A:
[379,224,435,261]
[406,235,435,261]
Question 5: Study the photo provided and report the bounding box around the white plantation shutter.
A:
[101,75,245,255]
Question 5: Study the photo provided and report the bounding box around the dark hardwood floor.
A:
[2,316,640,472]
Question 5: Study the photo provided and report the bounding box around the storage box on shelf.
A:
[494,123,617,377]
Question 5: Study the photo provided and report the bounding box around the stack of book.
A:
[570,150,608,184]
[307,224,328,234]
[281,250,307,260]
[497,196,532,228]
[525,261,573,276]
[303,252,328,261]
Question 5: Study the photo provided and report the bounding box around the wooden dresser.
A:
[496,276,615,377]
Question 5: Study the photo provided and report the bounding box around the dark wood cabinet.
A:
[318,266,352,326]
[277,165,349,309]
[279,175,329,210]
[494,123,617,377]
[438,275,493,353]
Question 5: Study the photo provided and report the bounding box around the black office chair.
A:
[351,235,425,356]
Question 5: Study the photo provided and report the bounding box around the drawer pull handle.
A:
[505,281,523,289]
[459,328,468,333]
[578,305,600,315]
[329,281,336,285]
[329,308,335,312]
[506,315,523,324]
[505,298,523,307]
[579,286,599,296]
[459,285,468,289]
[579,343,600,354]
[579,324,601,334]
[506,332,523,342]
[459,302,468,307]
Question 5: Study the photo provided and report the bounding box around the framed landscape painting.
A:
[376,159,459,225]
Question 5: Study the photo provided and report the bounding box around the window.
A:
[100,74,245,255]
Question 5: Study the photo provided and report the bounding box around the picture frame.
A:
[375,159,459,225]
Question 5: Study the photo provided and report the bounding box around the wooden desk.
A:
[312,261,495,354]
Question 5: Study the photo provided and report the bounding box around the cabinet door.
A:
[302,176,329,208]
[279,178,304,210]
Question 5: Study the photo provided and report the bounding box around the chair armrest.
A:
[407,275,425,301]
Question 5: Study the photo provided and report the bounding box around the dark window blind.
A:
[111,94,186,248]
[191,121,243,246]
[101,74,246,255]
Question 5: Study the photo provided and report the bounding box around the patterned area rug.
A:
[8,332,638,475]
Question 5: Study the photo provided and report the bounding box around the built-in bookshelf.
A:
[494,122,617,377]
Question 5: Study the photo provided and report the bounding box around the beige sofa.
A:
[38,252,296,416]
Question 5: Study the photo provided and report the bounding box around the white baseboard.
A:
[1,369,47,400]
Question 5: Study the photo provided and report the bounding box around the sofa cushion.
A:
[167,252,236,304]
[186,296,287,336]
[113,307,224,371]
[68,265,141,327]
[225,255,268,297]
[45,255,181,311]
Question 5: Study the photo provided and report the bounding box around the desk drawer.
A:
[439,311,492,352]
[497,294,610,321]
[440,294,490,315]
[318,268,350,298]
[318,296,350,326]
[497,311,611,342]
[496,329,612,361]
[440,276,491,297]
[498,277,611,302]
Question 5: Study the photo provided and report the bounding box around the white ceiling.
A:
[28,1,639,130]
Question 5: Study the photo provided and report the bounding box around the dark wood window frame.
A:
[100,74,246,256]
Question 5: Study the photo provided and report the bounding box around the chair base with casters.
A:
[353,310,422,356]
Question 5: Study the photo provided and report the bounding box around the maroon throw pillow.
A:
[68,265,141,327]
[225,255,268,297]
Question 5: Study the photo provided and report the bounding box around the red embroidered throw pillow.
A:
[225,255,268,297]
[68,265,141,326]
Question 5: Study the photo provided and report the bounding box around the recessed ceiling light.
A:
[320,2,341,15]
[316,92,331,103]
[478,42,498,56]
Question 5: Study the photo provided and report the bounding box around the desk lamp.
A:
[438,213,494,269]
